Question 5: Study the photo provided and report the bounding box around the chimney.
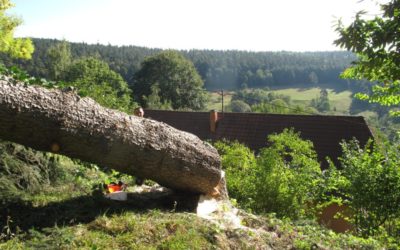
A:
[210,110,218,133]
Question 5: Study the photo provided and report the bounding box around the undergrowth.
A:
[0,140,395,249]
[0,167,390,248]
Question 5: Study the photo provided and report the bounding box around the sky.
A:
[10,0,383,52]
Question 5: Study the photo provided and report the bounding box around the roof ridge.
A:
[145,109,366,119]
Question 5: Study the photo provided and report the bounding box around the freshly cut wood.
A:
[0,77,226,196]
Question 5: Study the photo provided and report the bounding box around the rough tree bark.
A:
[0,77,226,196]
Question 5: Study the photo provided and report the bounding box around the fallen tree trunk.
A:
[0,77,226,196]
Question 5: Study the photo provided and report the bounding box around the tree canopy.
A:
[230,100,252,113]
[46,40,72,80]
[0,0,33,59]
[64,57,134,112]
[132,50,207,110]
[1,38,361,91]
[335,0,400,116]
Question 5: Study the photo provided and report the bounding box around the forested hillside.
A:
[0,38,361,91]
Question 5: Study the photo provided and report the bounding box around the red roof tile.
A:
[145,110,373,168]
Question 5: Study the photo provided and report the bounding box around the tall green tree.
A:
[308,71,319,84]
[132,50,207,110]
[252,99,290,114]
[335,0,400,116]
[46,40,72,80]
[311,88,331,112]
[64,57,134,112]
[142,84,173,110]
[0,0,33,59]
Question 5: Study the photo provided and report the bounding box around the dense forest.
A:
[3,38,396,137]
[0,38,363,91]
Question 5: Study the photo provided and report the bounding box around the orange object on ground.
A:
[107,183,122,193]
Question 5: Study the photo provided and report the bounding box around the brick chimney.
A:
[210,110,218,133]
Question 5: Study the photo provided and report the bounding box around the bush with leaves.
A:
[253,128,322,218]
[323,139,400,238]
[0,64,58,88]
[0,0,34,59]
[64,57,134,112]
[310,89,331,112]
[335,0,400,116]
[215,128,322,219]
[229,100,252,113]
[252,99,290,114]
[142,84,173,110]
[0,61,136,113]
[214,140,257,210]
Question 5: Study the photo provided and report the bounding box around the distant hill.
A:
[0,38,359,91]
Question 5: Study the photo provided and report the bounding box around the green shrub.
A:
[64,57,134,113]
[214,140,257,210]
[253,128,322,218]
[215,128,323,219]
[230,100,252,112]
[324,139,400,238]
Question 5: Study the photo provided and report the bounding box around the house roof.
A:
[144,110,373,168]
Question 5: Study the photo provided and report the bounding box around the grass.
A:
[206,85,354,114]
[0,169,389,249]
[206,92,233,112]
[0,143,391,249]
[270,87,353,114]
[1,202,387,249]
[0,185,265,249]
[20,211,216,249]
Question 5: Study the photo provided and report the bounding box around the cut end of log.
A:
[207,171,228,200]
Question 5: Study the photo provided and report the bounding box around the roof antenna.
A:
[221,89,224,116]
[216,89,225,118]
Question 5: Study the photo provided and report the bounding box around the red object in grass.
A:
[107,183,123,193]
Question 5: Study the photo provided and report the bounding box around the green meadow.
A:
[270,87,353,113]
[207,87,354,114]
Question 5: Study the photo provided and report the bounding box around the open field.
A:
[207,91,233,111]
[207,86,354,114]
[271,87,353,113]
